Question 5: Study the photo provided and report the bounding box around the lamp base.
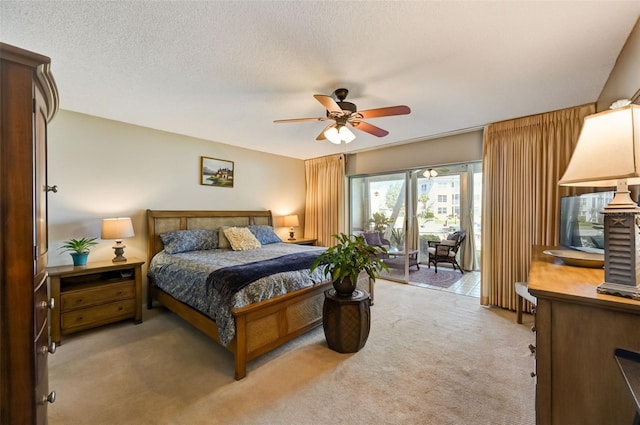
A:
[112,242,127,262]
[597,281,640,300]
[601,208,640,298]
[603,180,640,213]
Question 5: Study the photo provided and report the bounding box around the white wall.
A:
[597,17,640,111]
[47,111,306,267]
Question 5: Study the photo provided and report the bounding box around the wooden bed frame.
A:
[146,209,331,380]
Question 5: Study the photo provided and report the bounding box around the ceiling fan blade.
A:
[316,123,334,141]
[357,105,411,119]
[349,120,389,137]
[274,117,329,123]
[314,94,342,113]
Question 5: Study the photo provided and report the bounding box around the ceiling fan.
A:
[274,88,411,144]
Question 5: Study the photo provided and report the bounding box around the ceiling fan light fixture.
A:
[423,168,438,178]
[324,127,341,144]
[275,88,410,143]
[324,125,355,144]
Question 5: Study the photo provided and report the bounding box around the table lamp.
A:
[559,102,640,298]
[101,217,135,262]
[284,214,299,241]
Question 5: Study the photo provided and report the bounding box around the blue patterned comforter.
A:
[147,243,327,346]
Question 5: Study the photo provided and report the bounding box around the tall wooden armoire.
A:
[0,43,59,425]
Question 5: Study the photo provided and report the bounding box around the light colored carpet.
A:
[48,280,536,425]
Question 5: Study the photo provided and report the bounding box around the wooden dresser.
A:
[528,246,640,425]
[0,43,59,425]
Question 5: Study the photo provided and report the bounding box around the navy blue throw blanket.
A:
[208,251,321,304]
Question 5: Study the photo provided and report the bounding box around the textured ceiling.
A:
[2,2,639,160]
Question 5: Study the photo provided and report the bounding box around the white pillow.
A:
[223,227,262,251]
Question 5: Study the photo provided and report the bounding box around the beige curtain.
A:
[460,166,477,271]
[481,104,595,309]
[304,154,345,247]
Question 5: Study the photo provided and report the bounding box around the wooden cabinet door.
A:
[34,83,50,425]
[35,84,49,281]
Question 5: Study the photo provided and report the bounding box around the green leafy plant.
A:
[59,237,99,254]
[311,233,389,285]
[368,212,393,233]
[390,227,405,248]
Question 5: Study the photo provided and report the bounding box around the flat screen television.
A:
[559,191,614,254]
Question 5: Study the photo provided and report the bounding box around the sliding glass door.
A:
[350,171,415,283]
[349,162,481,285]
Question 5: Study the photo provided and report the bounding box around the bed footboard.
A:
[148,279,330,379]
[230,281,329,379]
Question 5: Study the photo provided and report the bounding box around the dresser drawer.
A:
[34,319,49,397]
[61,280,134,312]
[34,279,49,331]
[61,298,135,332]
[35,317,53,424]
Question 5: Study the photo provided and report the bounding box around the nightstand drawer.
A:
[61,298,135,332]
[61,280,134,311]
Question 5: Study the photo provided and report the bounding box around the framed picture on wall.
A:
[200,156,234,188]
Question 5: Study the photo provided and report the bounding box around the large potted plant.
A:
[311,233,389,297]
[60,237,99,266]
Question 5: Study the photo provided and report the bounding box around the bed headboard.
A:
[146,209,273,264]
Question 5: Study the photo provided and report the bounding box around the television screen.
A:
[560,191,614,254]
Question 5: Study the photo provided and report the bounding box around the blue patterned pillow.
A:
[160,229,218,254]
[248,225,282,245]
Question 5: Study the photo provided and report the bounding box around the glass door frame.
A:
[349,170,415,284]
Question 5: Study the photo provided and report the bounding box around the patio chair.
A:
[362,231,391,260]
[427,231,466,274]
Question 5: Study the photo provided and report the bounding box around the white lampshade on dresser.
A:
[101,217,135,262]
[284,214,299,241]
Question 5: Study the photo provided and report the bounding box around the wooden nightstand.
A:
[283,237,317,246]
[47,257,144,344]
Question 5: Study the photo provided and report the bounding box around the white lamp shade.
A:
[101,217,135,240]
[324,125,355,144]
[559,104,640,187]
[283,215,299,227]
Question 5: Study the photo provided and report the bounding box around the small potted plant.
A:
[60,237,99,266]
[311,233,389,297]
